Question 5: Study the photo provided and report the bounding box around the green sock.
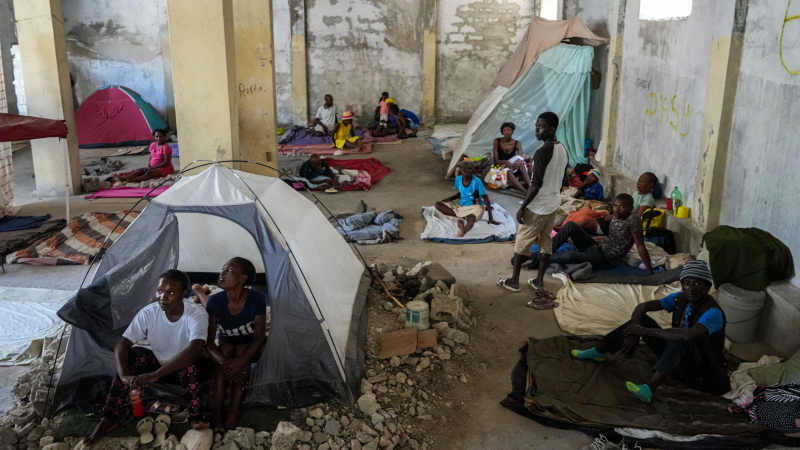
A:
[626,382,653,403]
[570,347,606,361]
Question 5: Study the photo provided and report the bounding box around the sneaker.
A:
[580,435,621,450]
[621,443,642,450]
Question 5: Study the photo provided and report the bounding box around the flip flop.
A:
[137,417,155,445]
[496,278,521,292]
[152,414,171,447]
[526,278,545,290]
[325,188,339,193]
[146,401,184,415]
[527,300,560,310]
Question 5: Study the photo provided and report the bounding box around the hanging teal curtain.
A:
[462,43,592,167]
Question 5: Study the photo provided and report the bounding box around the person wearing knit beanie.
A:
[571,258,729,402]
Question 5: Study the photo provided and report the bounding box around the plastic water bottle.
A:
[129,388,145,418]
[670,187,683,211]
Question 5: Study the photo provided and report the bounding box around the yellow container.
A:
[676,206,691,219]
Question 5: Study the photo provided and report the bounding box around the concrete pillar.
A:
[167,0,239,169]
[693,0,748,230]
[598,0,626,167]
[421,0,437,125]
[233,0,279,176]
[156,0,176,131]
[13,0,80,196]
[290,0,308,124]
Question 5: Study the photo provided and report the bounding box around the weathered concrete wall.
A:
[273,0,293,127]
[304,0,424,126]
[612,0,735,208]
[0,0,18,114]
[720,0,800,287]
[435,0,532,123]
[62,0,171,119]
[564,0,616,150]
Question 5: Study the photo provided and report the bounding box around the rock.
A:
[347,419,361,431]
[233,429,255,450]
[403,357,419,367]
[317,443,330,450]
[362,442,378,450]
[408,439,420,450]
[182,430,215,450]
[269,422,301,450]
[395,372,407,384]
[436,347,451,360]
[350,440,362,450]
[117,437,139,450]
[356,393,380,415]
[15,423,36,438]
[418,263,455,291]
[298,446,310,450]
[367,374,387,384]
[8,409,35,426]
[314,419,325,426]
[254,432,269,446]
[378,436,391,448]
[396,313,405,323]
[306,418,315,427]
[42,444,70,450]
[308,408,324,419]
[383,302,394,312]
[418,358,430,370]
[0,427,18,446]
[356,433,372,445]
[456,321,471,331]
[298,431,312,443]
[26,426,43,442]
[369,413,384,426]
[440,327,468,346]
[389,357,401,368]
[382,272,395,283]
[408,406,416,416]
[340,417,349,427]
[217,442,238,450]
[441,337,455,348]
[418,415,433,421]
[40,436,55,447]
[434,280,448,294]
[323,420,340,437]
[312,433,327,444]
[454,346,466,355]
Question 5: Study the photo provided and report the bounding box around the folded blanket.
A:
[420,203,516,244]
[0,214,51,232]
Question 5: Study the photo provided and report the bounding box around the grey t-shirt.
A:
[599,213,643,265]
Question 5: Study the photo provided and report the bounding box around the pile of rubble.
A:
[1,328,70,450]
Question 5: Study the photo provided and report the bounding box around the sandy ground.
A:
[2,137,793,449]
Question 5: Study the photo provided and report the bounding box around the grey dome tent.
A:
[54,163,369,411]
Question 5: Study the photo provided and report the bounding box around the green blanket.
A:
[703,226,794,291]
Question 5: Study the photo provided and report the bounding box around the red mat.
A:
[323,157,390,191]
[84,186,169,199]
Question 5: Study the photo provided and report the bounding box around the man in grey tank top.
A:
[497,112,569,309]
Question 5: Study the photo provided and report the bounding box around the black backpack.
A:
[641,209,676,254]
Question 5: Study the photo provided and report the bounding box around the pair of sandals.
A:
[136,414,171,447]
[496,278,560,310]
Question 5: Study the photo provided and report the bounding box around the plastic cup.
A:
[666,198,672,211]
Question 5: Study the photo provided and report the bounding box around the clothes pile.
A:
[331,201,403,245]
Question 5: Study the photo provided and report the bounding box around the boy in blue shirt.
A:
[435,160,499,236]
[571,260,730,402]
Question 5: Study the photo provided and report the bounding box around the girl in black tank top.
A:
[493,122,532,194]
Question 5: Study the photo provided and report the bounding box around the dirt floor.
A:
[4,136,791,449]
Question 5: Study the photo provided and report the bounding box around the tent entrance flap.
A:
[174,212,266,273]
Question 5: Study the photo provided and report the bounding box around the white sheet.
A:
[420,203,516,242]
[552,273,680,336]
[0,287,73,365]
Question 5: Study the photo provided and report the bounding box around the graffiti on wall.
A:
[781,0,800,75]
[645,92,691,138]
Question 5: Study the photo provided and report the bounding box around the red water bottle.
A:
[130,388,145,418]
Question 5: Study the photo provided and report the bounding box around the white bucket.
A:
[405,300,430,330]
[718,283,766,344]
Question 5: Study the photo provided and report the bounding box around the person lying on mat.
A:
[634,172,658,217]
[497,112,569,307]
[576,169,604,201]
[332,111,362,150]
[571,260,730,402]
[525,193,653,275]
[297,154,340,191]
[492,122,532,195]
[111,129,174,183]
[435,160,499,237]
[307,94,337,137]
[194,258,267,432]
[84,270,209,446]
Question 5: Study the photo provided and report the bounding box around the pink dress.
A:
[149,142,175,177]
